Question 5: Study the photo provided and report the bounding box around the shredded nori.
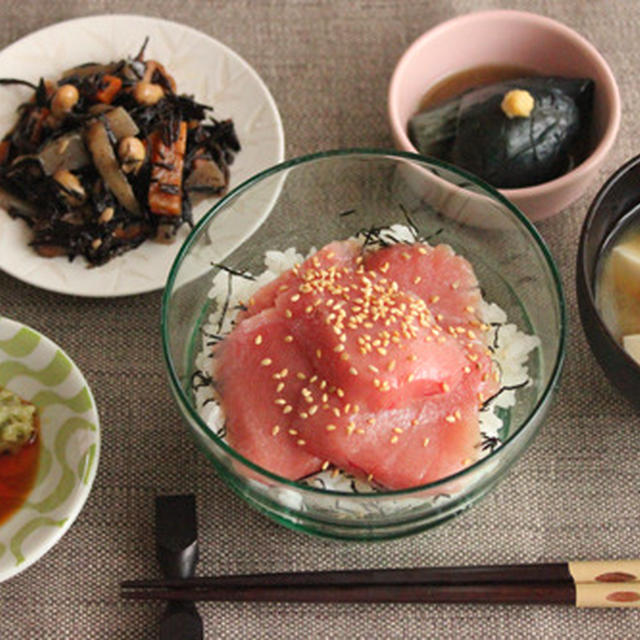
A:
[217,271,233,333]
[480,379,530,411]
[211,262,256,280]
[480,433,501,453]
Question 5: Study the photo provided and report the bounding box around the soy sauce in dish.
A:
[0,391,40,525]
[418,64,538,111]
[595,207,640,361]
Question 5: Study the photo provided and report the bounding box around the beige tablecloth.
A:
[2,0,639,637]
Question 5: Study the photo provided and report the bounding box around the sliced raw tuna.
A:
[241,240,360,320]
[213,307,322,480]
[215,237,501,489]
[365,243,484,333]
[290,339,498,489]
[273,252,468,410]
[238,270,297,321]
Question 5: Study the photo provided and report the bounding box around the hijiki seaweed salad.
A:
[0,39,240,266]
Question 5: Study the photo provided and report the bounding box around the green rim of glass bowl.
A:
[161,148,566,499]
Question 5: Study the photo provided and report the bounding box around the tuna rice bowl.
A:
[192,223,540,497]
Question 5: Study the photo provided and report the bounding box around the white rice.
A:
[193,224,540,495]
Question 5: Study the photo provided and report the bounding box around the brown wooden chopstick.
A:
[121,582,574,605]
[121,562,570,591]
[120,559,640,607]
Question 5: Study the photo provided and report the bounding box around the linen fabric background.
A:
[1,0,639,637]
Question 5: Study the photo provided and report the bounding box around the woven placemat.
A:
[2,0,639,637]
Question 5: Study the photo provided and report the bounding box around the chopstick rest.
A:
[155,495,203,640]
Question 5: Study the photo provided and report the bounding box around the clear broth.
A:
[418,64,539,112]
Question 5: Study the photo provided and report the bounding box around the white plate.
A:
[0,317,100,582]
[0,14,285,297]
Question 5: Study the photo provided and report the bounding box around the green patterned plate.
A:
[0,317,100,582]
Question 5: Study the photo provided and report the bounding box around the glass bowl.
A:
[161,149,565,541]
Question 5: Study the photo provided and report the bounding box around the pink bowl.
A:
[388,10,621,221]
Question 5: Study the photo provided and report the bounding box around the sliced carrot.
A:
[113,222,147,240]
[148,121,187,217]
[29,107,49,145]
[95,75,122,104]
[0,140,10,165]
[34,244,66,258]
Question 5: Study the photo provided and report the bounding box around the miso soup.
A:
[595,209,640,361]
